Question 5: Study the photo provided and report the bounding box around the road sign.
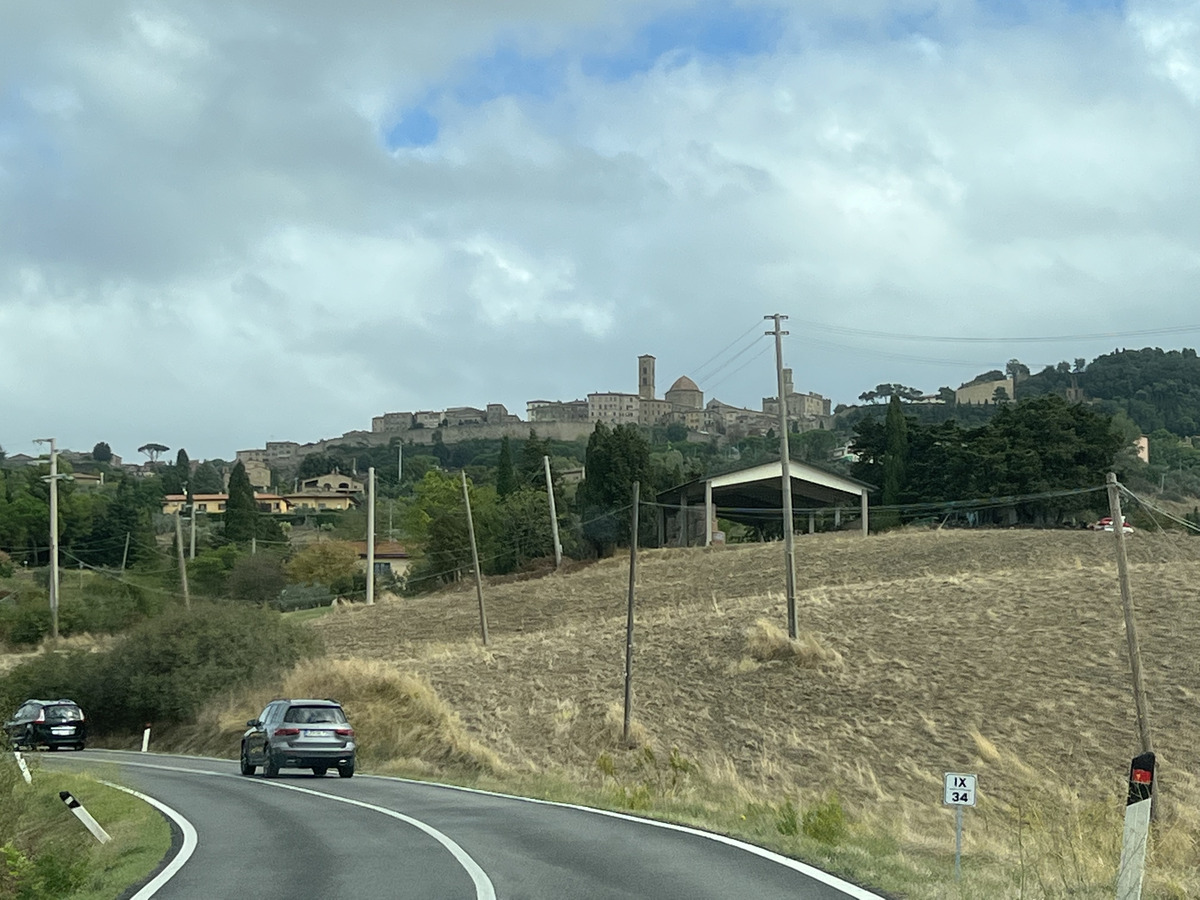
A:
[944,773,977,807]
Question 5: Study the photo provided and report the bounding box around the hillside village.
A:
[229,354,1023,488]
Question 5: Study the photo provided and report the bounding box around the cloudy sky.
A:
[3,0,1200,462]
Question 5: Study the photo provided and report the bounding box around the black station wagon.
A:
[3,699,87,751]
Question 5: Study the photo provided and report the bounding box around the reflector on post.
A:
[1117,752,1155,900]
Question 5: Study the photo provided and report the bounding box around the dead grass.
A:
[188,529,1200,897]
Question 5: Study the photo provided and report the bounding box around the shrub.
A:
[227,554,286,606]
[276,583,334,612]
[0,551,13,579]
[802,794,849,845]
[0,602,322,734]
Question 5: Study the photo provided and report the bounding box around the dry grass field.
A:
[296,527,1200,898]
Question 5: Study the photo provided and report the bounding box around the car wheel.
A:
[337,760,355,779]
[312,767,328,777]
[22,727,35,751]
[263,748,280,778]
[240,745,256,776]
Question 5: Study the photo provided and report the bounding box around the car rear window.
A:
[45,705,83,723]
[283,706,347,724]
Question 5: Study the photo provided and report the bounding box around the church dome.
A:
[669,375,700,392]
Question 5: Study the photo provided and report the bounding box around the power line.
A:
[793,319,1200,345]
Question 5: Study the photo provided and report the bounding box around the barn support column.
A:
[860,490,869,536]
[705,481,714,547]
[835,505,842,528]
[679,497,688,547]
[808,511,815,534]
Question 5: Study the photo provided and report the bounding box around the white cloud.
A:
[3,1,1200,460]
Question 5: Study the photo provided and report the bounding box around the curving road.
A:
[42,750,888,899]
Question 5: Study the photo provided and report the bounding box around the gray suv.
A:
[240,698,356,778]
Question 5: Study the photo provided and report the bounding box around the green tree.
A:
[224,461,258,543]
[228,553,287,605]
[91,441,112,462]
[577,423,651,555]
[286,541,359,588]
[519,430,551,488]
[191,460,224,493]
[496,436,516,499]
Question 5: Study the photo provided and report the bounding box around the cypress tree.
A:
[882,394,909,507]
[225,461,258,543]
[496,436,516,498]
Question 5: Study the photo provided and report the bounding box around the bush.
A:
[0,579,164,646]
[802,794,849,845]
[0,551,13,579]
[276,583,334,612]
[0,602,322,733]
[227,554,286,606]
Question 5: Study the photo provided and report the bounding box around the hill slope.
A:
[311,528,1200,892]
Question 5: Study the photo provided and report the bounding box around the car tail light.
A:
[274,727,301,737]
[35,711,45,723]
[335,728,355,737]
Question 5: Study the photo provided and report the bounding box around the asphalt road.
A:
[41,750,888,900]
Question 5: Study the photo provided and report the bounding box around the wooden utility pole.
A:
[1106,473,1154,758]
[766,314,798,638]
[543,456,562,569]
[623,481,639,743]
[174,512,190,609]
[120,532,130,573]
[462,471,489,645]
[366,467,376,606]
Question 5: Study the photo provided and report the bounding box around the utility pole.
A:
[1106,474,1154,757]
[366,467,376,606]
[174,511,190,609]
[34,438,62,640]
[623,481,639,742]
[461,471,489,645]
[766,314,798,639]
[544,455,562,569]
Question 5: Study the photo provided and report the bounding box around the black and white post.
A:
[1117,752,1155,900]
[59,791,111,844]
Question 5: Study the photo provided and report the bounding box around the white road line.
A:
[99,781,198,900]
[88,751,881,900]
[99,759,495,900]
[360,775,890,900]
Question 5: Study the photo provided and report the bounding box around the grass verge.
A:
[1,754,170,900]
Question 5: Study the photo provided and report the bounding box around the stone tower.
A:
[638,355,656,400]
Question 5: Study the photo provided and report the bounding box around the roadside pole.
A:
[1105,475,1154,759]
[366,467,376,606]
[944,773,977,880]
[544,455,562,569]
[1117,753,1155,900]
[766,314,797,638]
[623,481,639,743]
[461,471,488,645]
[34,438,61,639]
[174,512,190,609]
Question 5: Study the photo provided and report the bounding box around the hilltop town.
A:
[232,353,838,481]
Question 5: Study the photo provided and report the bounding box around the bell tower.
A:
[638,355,656,400]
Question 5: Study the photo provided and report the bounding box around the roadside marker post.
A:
[13,751,32,784]
[141,724,151,752]
[1117,752,1155,900]
[59,791,111,844]
[943,773,977,880]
